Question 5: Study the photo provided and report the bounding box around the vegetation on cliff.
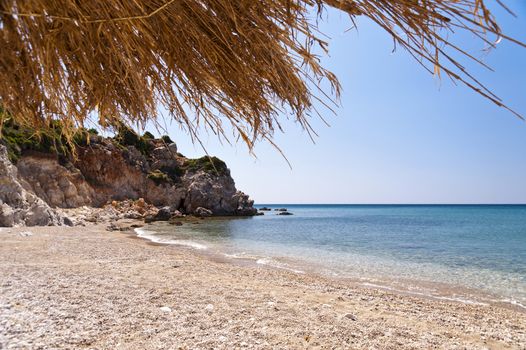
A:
[0,117,229,178]
[0,114,96,163]
[113,125,154,157]
[147,170,171,185]
[183,157,229,176]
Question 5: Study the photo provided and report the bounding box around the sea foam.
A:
[134,227,207,250]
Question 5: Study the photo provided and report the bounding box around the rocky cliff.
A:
[0,146,63,226]
[0,126,256,226]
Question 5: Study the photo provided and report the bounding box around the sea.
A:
[135,204,526,310]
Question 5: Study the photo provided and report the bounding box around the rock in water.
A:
[194,207,213,217]
[153,206,172,221]
[0,146,62,227]
[182,169,257,216]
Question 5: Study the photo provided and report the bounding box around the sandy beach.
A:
[1,222,525,349]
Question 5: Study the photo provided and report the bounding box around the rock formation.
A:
[0,126,256,226]
[0,146,63,226]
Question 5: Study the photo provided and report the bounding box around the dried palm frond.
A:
[0,0,523,149]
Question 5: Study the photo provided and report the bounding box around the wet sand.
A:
[1,224,525,349]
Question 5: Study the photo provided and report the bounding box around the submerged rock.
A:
[144,215,155,224]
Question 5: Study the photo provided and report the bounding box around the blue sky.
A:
[150,2,526,204]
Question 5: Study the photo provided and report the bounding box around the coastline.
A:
[135,219,526,313]
[1,223,525,349]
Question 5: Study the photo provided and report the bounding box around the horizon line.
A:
[254,203,526,206]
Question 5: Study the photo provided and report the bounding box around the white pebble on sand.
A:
[205,304,214,312]
[159,306,172,313]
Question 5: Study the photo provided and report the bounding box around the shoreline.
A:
[1,223,525,349]
[133,222,526,314]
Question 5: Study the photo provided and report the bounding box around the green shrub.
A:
[161,135,173,144]
[0,118,70,162]
[0,118,99,163]
[147,169,170,185]
[114,125,153,156]
[183,156,228,175]
[72,128,90,146]
[143,131,155,139]
[158,165,184,181]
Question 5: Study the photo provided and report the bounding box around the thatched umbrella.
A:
[0,0,523,148]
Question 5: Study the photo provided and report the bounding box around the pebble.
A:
[159,306,172,313]
[344,313,357,321]
[3,224,524,349]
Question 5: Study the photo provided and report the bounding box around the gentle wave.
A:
[134,228,208,250]
[135,228,305,273]
[255,257,305,274]
[135,204,526,310]
[223,252,305,274]
[360,282,489,306]
[494,298,526,310]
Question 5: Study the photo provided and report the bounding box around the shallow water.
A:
[137,205,526,308]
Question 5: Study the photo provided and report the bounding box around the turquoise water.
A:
[138,205,526,308]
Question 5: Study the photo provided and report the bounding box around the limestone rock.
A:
[16,156,94,208]
[2,131,256,225]
[0,146,62,227]
[74,141,184,206]
[194,207,213,217]
[233,191,257,216]
[153,206,172,221]
[182,172,256,216]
